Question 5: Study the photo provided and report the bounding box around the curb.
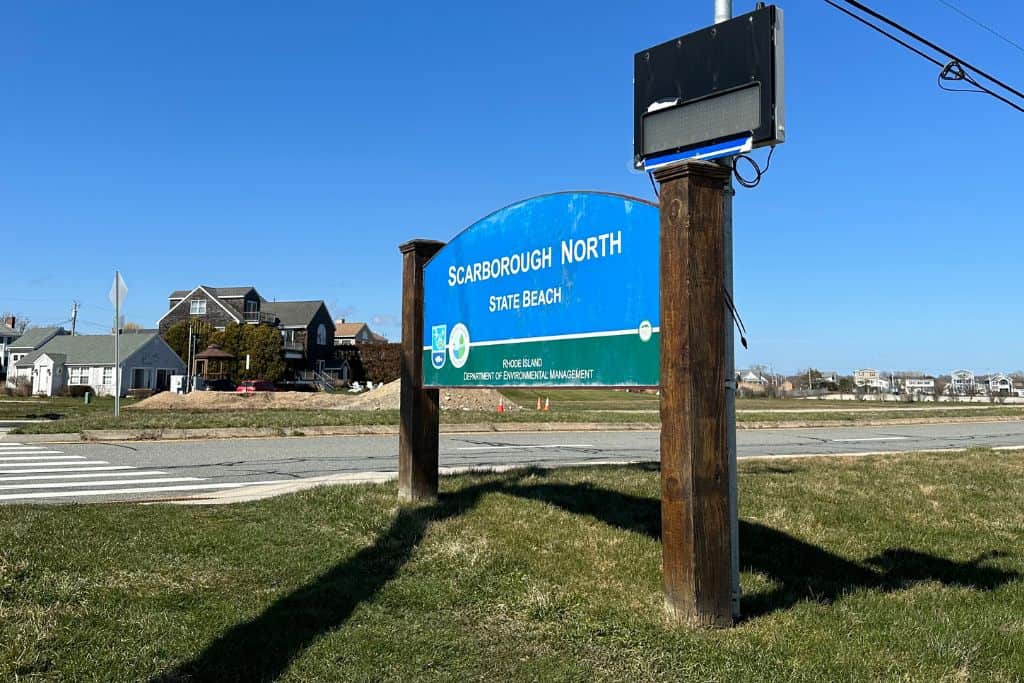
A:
[4,415,1021,444]
[2,422,661,444]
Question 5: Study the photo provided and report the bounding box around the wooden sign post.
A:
[654,160,734,627]
[398,239,445,502]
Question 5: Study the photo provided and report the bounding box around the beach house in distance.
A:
[156,286,335,375]
[5,331,184,397]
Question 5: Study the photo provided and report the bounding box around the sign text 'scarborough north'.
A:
[422,192,659,387]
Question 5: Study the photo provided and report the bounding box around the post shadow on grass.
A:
[153,466,1020,681]
[150,481,499,683]
[500,468,1020,620]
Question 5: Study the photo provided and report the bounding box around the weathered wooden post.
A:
[655,160,734,627]
[398,239,445,502]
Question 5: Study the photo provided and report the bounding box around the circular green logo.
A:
[449,323,471,368]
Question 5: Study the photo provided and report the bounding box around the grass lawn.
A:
[0,450,1021,681]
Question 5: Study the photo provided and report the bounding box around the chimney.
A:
[4,315,14,329]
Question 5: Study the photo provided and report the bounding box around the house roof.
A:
[9,327,66,351]
[169,286,256,299]
[0,322,17,338]
[369,331,389,343]
[262,301,326,328]
[335,321,369,337]
[15,332,161,368]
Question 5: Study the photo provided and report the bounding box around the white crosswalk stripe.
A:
[0,443,283,503]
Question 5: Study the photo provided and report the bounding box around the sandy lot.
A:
[130,380,519,412]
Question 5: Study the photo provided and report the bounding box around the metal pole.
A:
[715,0,741,620]
[114,271,120,417]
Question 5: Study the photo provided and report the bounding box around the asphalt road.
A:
[2,420,1023,503]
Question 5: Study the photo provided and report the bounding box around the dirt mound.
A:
[130,380,517,412]
[342,379,518,412]
[130,390,356,411]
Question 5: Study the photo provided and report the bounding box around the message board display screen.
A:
[634,4,784,168]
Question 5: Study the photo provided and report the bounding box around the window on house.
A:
[69,367,90,385]
[317,324,327,346]
[103,367,114,385]
[190,299,207,315]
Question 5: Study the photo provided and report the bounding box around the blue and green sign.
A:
[423,192,659,387]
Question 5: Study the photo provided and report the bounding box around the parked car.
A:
[202,379,237,392]
[236,380,277,393]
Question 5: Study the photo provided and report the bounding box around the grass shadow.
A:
[151,481,499,682]
[153,469,1020,680]
[502,478,1020,620]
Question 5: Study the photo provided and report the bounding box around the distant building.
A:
[156,285,335,375]
[9,332,183,397]
[4,327,68,388]
[948,370,976,396]
[854,368,889,391]
[334,320,388,346]
[0,316,19,378]
[900,378,935,395]
[987,373,1014,396]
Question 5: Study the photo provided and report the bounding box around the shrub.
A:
[12,378,32,397]
[64,385,95,398]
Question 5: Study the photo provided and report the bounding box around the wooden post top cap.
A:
[652,160,732,185]
[399,239,446,255]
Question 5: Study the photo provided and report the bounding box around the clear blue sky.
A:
[2,1,1021,376]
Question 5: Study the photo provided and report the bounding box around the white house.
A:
[854,368,889,391]
[987,373,1014,396]
[901,378,935,395]
[948,370,976,396]
[4,327,68,389]
[0,316,19,379]
[12,332,184,397]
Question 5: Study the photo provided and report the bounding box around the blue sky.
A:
[2,1,1021,375]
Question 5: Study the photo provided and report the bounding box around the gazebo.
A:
[193,344,234,381]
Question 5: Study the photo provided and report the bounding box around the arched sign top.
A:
[422,191,659,388]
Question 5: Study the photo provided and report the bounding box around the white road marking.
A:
[0,444,53,449]
[0,465,131,474]
[0,480,292,501]
[830,436,910,442]
[0,460,107,469]
[0,477,204,491]
[0,450,67,456]
[456,444,594,451]
[0,455,85,461]
[0,471,168,482]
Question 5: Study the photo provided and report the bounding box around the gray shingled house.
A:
[156,286,335,376]
[10,332,184,397]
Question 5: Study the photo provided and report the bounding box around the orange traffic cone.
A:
[497,398,505,413]
[536,397,542,410]
[543,397,550,411]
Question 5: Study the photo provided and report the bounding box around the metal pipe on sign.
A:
[714,0,741,619]
[715,0,732,25]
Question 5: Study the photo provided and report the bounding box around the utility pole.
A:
[70,301,79,336]
[714,0,741,621]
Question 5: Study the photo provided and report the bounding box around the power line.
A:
[934,0,1024,56]
[824,0,1024,113]
[837,0,1024,100]
[824,0,942,68]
